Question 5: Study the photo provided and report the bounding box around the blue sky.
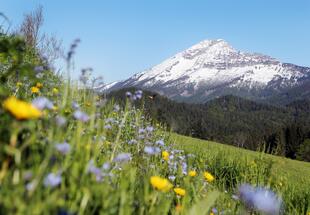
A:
[1,0,310,83]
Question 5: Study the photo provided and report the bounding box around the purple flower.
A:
[55,142,71,155]
[32,97,54,110]
[73,110,90,122]
[56,116,67,126]
[144,146,160,155]
[34,66,44,73]
[113,153,132,163]
[168,175,176,181]
[155,139,165,146]
[128,139,137,145]
[72,101,80,110]
[238,184,282,215]
[87,160,103,181]
[102,162,111,170]
[43,173,61,188]
[138,128,145,134]
[146,126,154,132]
[104,124,112,130]
[125,92,132,98]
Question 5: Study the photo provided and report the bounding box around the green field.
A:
[172,133,310,184]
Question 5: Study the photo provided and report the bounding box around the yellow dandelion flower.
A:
[3,96,42,120]
[36,82,43,88]
[204,171,215,183]
[52,88,59,94]
[150,176,172,192]
[16,82,22,87]
[188,170,197,177]
[174,187,186,196]
[31,86,40,94]
[162,151,169,161]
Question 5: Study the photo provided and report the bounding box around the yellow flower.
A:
[16,82,22,87]
[31,86,40,94]
[162,151,169,161]
[174,187,186,196]
[36,82,43,88]
[52,88,59,94]
[150,176,172,192]
[204,171,215,183]
[188,170,197,177]
[3,96,42,120]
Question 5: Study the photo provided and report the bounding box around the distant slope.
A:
[171,133,310,184]
[107,88,310,161]
[103,39,310,105]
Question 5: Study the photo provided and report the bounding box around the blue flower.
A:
[73,110,90,122]
[128,139,137,145]
[104,124,112,130]
[44,173,62,188]
[146,126,154,132]
[113,153,132,163]
[72,101,80,110]
[144,146,160,155]
[32,97,54,110]
[55,142,71,155]
[56,115,67,126]
[238,184,282,215]
[155,139,165,146]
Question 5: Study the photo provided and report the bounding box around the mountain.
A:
[103,39,310,104]
[107,88,310,161]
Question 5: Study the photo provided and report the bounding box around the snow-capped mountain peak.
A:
[103,39,310,103]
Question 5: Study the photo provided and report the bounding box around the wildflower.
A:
[150,176,172,192]
[55,115,66,126]
[188,170,197,177]
[162,151,169,161]
[31,86,40,94]
[128,139,137,145]
[144,146,160,155]
[16,82,22,87]
[125,92,132,98]
[102,162,111,170]
[104,124,112,130]
[155,139,165,146]
[73,110,90,122]
[43,173,61,188]
[3,96,42,120]
[238,184,282,215]
[52,88,59,94]
[87,160,103,181]
[55,142,71,155]
[72,101,80,110]
[26,181,36,191]
[34,65,44,73]
[204,171,215,183]
[146,126,154,132]
[113,153,132,163]
[36,82,43,88]
[168,175,176,181]
[114,104,120,112]
[138,128,145,134]
[211,208,218,214]
[174,188,186,196]
[32,97,54,110]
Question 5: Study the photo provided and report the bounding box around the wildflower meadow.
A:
[0,32,309,215]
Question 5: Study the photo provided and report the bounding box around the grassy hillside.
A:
[171,133,310,184]
[1,34,309,214]
[108,88,310,161]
